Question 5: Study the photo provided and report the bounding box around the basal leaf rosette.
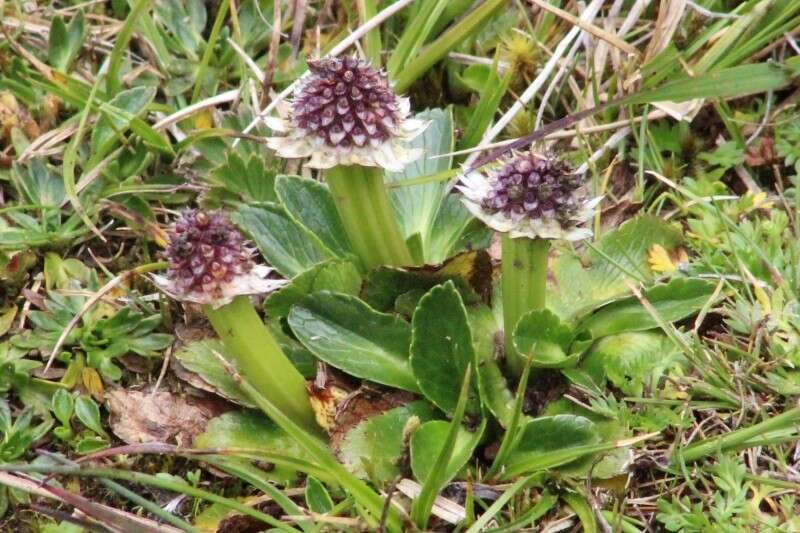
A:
[154,210,285,308]
[265,56,426,171]
[457,151,601,241]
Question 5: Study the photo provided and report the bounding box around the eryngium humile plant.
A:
[458,151,600,241]
[157,210,319,433]
[266,56,426,172]
[458,151,600,376]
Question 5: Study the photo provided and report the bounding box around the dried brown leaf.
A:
[105,389,229,446]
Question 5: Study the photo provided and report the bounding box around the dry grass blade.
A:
[0,472,183,533]
[529,0,639,55]
[458,0,606,182]
[396,479,466,525]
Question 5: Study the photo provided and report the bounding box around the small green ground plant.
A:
[2,0,800,531]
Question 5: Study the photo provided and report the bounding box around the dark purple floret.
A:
[481,152,584,223]
[165,210,253,299]
[291,56,401,149]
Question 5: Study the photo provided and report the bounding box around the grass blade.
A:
[465,473,543,533]
[393,0,506,92]
[107,0,154,94]
[227,362,407,532]
[411,364,472,529]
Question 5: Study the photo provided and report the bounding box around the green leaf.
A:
[541,398,635,480]
[43,253,92,291]
[410,419,483,485]
[581,331,682,396]
[173,339,254,407]
[426,193,492,264]
[51,389,74,427]
[288,292,418,392]
[630,59,800,105]
[549,215,684,322]
[12,159,66,207]
[47,16,70,71]
[276,175,353,258]
[233,204,331,278]
[513,309,578,368]
[562,492,599,533]
[74,396,106,437]
[32,76,173,156]
[505,415,599,475]
[90,87,156,162]
[467,303,516,426]
[304,477,333,514]
[387,0,449,77]
[338,401,437,484]
[266,260,362,318]
[361,249,491,312]
[193,410,310,484]
[48,13,85,71]
[208,152,277,203]
[386,109,454,262]
[410,281,477,414]
[127,333,173,356]
[74,435,109,454]
[459,57,512,150]
[411,365,474,529]
[580,278,716,338]
[0,308,17,338]
[476,358,515,427]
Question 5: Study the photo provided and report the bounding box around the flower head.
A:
[458,151,600,240]
[265,56,426,171]
[155,210,284,308]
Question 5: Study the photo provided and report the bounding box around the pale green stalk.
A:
[204,295,319,435]
[326,165,413,270]
[501,234,550,376]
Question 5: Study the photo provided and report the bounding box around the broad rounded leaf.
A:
[288,292,418,392]
[386,108,453,262]
[194,410,309,484]
[410,281,476,414]
[174,338,254,406]
[304,477,334,514]
[505,415,599,474]
[234,204,331,278]
[265,260,361,318]
[410,420,483,484]
[338,401,437,484]
[276,175,353,258]
[513,309,576,368]
[580,278,715,338]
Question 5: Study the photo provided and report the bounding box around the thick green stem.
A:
[326,165,413,270]
[204,296,319,434]
[502,234,550,377]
